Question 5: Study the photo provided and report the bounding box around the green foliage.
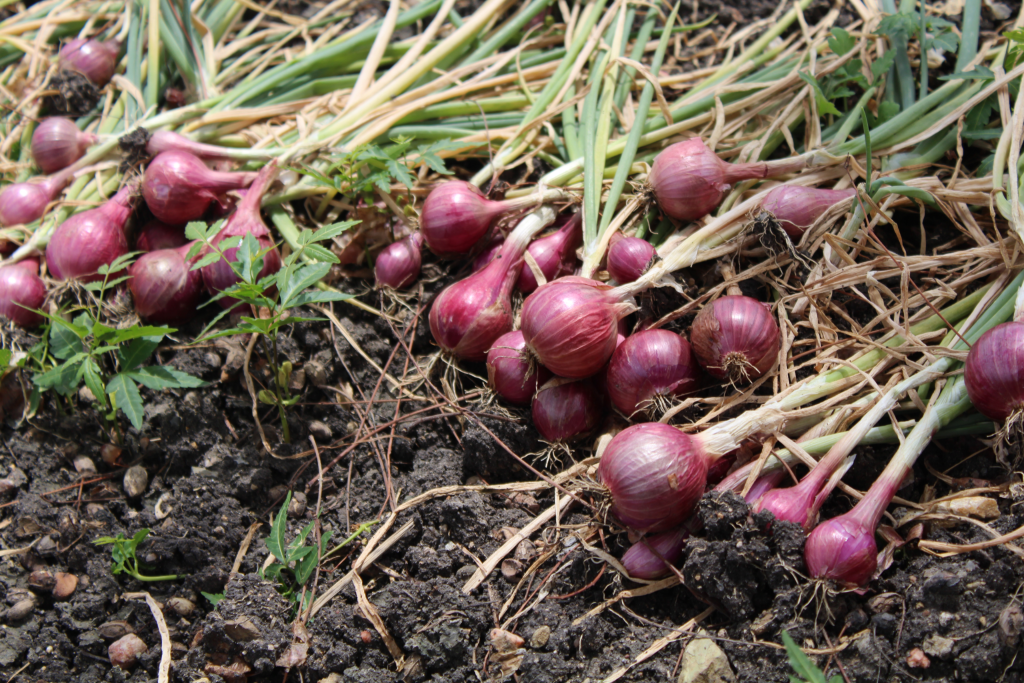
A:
[876,11,958,55]
[93,529,180,583]
[811,28,897,122]
[201,591,225,607]
[782,631,842,683]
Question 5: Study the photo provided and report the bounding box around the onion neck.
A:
[38,166,79,199]
[502,204,559,259]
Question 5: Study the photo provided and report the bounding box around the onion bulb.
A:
[129,243,204,324]
[59,38,120,86]
[517,212,582,293]
[375,232,424,290]
[531,376,603,444]
[690,295,780,383]
[760,185,856,238]
[804,512,878,588]
[472,237,504,272]
[142,150,257,225]
[964,322,1024,422]
[605,329,700,418]
[46,183,136,282]
[0,168,75,227]
[32,118,96,174]
[607,236,655,284]
[621,526,690,579]
[135,220,187,252]
[486,330,551,405]
[0,258,46,328]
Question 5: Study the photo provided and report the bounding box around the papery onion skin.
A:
[804,514,878,587]
[429,254,518,362]
[532,376,603,443]
[375,232,423,290]
[605,329,700,417]
[521,277,635,379]
[46,183,135,282]
[0,259,46,327]
[59,38,120,86]
[136,220,187,252]
[964,322,1024,422]
[607,236,655,284]
[760,185,856,238]
[129,243,203,324]
[142,150,257,225]
[420,181,501,257]
[621,526,690,579]
[517,213,582,293]
[486,330,551,405]
[32,118,96,173]
[690,295,780,383]
[598,422,712,533]
[0,172,73,227]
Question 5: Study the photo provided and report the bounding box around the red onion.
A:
[517,213,582,293]
[46,183,135,282]
[690,295,780,383]
[753,455,856,531]
[32,118,96,174]
[129,242,203,324]
[0,168,75,227]
[142,150,257,225]
[0,258,46,328]
[429,206,556,361]
[607,236,655,284]
[521,276,636,379]
[145,130,261,160]
[649,138,807,222]
[375,232,423,290]
[964,322,1024,422]
[760,185,856,238]
[136,220,186,252]
[605,329,700,417]
[804,512,878,588]
[473,237,504,272]
[532,376,603,443]
[201,163,281,308]
[621,526,690,579]
[486,330,551,405]
[59,38,120,86]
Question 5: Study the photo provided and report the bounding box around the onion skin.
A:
[472,237,504,272]
[621,526,690,579]
[375,232,423,290]
[964,321,1024,422]
[142,150,257,225]
[486,330,551,405]
[46,183,135,282]
[531,376,603,443]
[32,118,96,174]
[136,220,187,252]
[420,181,501,257]
[146,130,252,160]
[607,236,655,284]
[804,514,877,587]
[760,185,856,238]
[517,213,582,293]
[129,243,203,324]
[690,295,780,383]
[0,259,46,328]
[598,422,712,533]
[0,171,73,227]
[59,38,120,86]
[521,277,635,379]
[605,329,700,417]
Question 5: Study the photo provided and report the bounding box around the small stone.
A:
[7,468,27,488]
[52,572,78,600]
[123,466,149,498]
[922,633,954,659]
[5,598,36,622]
[223,617,261,642]
[99,621,134,639]
[100,443,122,465]
[166,597,195,617]
[28,570,56,591]
[288,368,306,392]
[514,539,537,563]
[78,385,97,403]
[288,491,307,518]
[500,559,522,580]
[999,602,1022,647]
[489,628,524,653]
[304,360,327,387]
[109,633,148,669]
[529,626,551,649]
[73,456,97,475]
[308,420,332,442]
[867,592,901,613]
[678,635,736,683]
[906,648,930,669]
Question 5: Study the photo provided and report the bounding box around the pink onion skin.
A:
[621,526,690,579]
[201,164,281,309]
[0,259,46,328]
[129,243,203,324]
[32,118,96,174]
[964,322,1024,422]
[142,150,257,225]
[760,186,856,238]
[532,376,603,443]
[521,277,635,380]
[59,38,120,86]
[375,232,423,290]
[486,330,551,405]
[517,213,582,293]
[473,237,504,272]
[46,183,135,282]
[420,181,503,257]
[136,220,187,252]
[690,295,780,383]
[146,130,243,160]
[598,422,713,533]
[649,138,804,222]
[804,514,877,587]
[607,236,655,284]
[605,329,700,417]
[0,172,73,227]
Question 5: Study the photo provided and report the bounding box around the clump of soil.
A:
[43,70,101,117]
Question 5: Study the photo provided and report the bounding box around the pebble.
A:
[5,598,36,622]
[98,621,134,639]
[304,360,327,387]
[529,626,550,649]
[109,634,148,669]
[223,617,261,642]
[489,628,524,653]
[999,602,1022,647]
[906,648,930,669]
[52,572,78,600]
[678,635,736,683]
[123,466,149,498]
[166,597,195,617]
[922,633,954,659]
[73,456,97,475]
[288,491,307,518]
[28,570,56,591]
[100,443,122,465]
[308,420,332,442]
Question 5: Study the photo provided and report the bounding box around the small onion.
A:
[521,277,636,379]
[0,169,75,227]
[964,321,1024,422]
[142,150,257,225]
[135,220,187,252]
[472,237,504,272]
[804,513,878,588]
[145,130,268,161]
[621,526,690,580]
[760,185,857,238]
[690,295,780,383]
[649,138,806,222]
[59,38,120,86]
[607,236,655,284]
[32,118,97,173]
[486,330,551,405]
[605,329,700,418]
[46,183,135,282]
[0,258,46,328]
[517,212,582,293]
[129,243,203,324]
[531,376,603,444]
[375,232,424,290]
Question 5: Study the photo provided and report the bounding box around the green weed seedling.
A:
[93,529,179,582]
[782,630,842,683]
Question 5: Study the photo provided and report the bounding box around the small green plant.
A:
[186,219,357,443]
[782,631,842,683]
[93,529,180,582]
